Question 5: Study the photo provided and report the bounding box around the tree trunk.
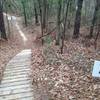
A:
[89,0,100,38]
[38,0,44,45]
[56,0,62,45]
[42,0,47,30]
[22,1,27,26]
[61,0,70,54]
[0,0,7,40]
[94,24,100,49]
[34,4,39,25]
[73,0,83,38]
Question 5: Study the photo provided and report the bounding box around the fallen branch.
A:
[38,18,65,39]
[37,27,56,39]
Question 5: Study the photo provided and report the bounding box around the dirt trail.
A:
[0,13,37,81]
[4,13,42,55]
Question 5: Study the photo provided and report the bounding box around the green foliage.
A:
[44,36,52,44]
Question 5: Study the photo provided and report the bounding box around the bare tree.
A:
[37,0,44,44]
[89,0,100,38]
[42,0,47,31]
[56,0,62,45]
[34,0,39,25]
[73,0,83,38]
[21,1,27,26]
[0,0,7,40]
[61,0,70,53]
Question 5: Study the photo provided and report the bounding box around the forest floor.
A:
[0,14,100,100]
[31,28,100,100]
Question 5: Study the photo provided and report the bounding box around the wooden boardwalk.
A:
[0,49,34,100]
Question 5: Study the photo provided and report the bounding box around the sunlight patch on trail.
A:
[15,22,27,42]
[4,13,27,42]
